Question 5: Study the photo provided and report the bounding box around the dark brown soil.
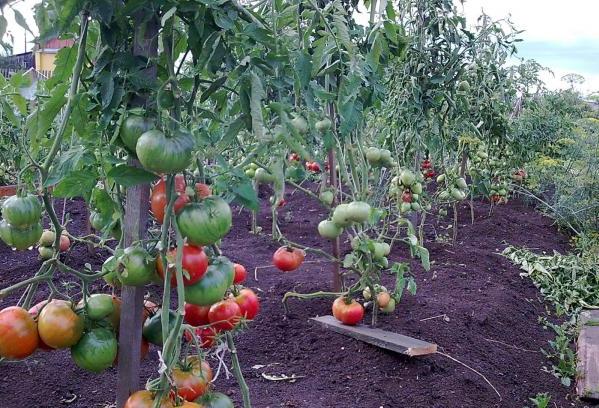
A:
[0,189,592,408]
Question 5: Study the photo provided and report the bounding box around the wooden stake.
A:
[116,10,158,408]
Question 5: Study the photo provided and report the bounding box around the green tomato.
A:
[254,168,274,184]
[85,294,115,321]
[290,115,309,134]
[1,194,42,228]
[365,148,381,164]
[410,202,422,212]
[400,202,412,213]
[436,174,446,183]
[249,163,259,170]
[318,220,343,239]
[411,193,420,202]
[0,220,42,250]
[315,118,332,133]
[350,236,362,250]
[346,201,371,223]
[136,129,194,174]
[177,197,232,246]
[184,257,235,306]
[379,149,392,165]
[362,287,372,300]
[71,328,117,373]
[195,392,234,408]
[411,182,423,195]
[372,242,390,260]
[142,309,177,346]
[439,208,448,216]
[458,80,470,93]
[455,177,468,190]
[380,298,396,313]
[331,204,352,227]
[118,246,155,286]
[39,230,55,247]
[450,188,466,201]
[319,191,334,206]
[38,246,54,260]
[245,168,256,178]
[120,115,154,153]
[399,170,416,186]
[438,190,450,201]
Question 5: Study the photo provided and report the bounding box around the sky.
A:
[1,0,598,94]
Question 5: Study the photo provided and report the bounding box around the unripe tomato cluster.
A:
[436,173,468,202]
[365,147,395,168]
[363,285,396,313]
[317,200,372,240]
[0,194,43,250]
[489,180,510,204]
[37,229,70,260]
[390,170,426,213]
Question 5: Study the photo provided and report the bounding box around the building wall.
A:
[34,51,57,78]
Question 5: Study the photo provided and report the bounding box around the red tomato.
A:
[288,153,300,161]
[208,300,242,331]
[235,289,260,320]
[184,303,211,326]
[59,235,70,252]
[272,246,305,272]
[332,297,364,326]
[401,191,412,203]
[233,263,247,284]
[184,326,218,349]
[156,245,209,287]
[420,159,432,170]
[277,199,287,208]
[173,357,211,401]
[195,183,212,199]
[151,175,189,224]
[0,306,39,359]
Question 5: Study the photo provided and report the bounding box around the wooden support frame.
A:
[312,315,437,356]
[577,309,599,400]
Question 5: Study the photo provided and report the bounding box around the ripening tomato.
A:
[235,289,260,320]
[0,306,39,359]
[184,326,218,349]
[123,390,174,408]
[28,301,53,351]
[272,246,305,272]
[401,191,412,203]
[288,153,300,161]
[195,183,212,199]
[233,263,247,284]
[173,357,212,401]
[184,303,211,327]
[376,291,391,308]
[38,300,83,349]
[156,245,209,287]
[151,175,190,224]
[332,297,364,326]
[208,300,242,331]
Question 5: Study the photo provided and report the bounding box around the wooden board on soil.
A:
[576,309,599,400]
[312,315,437,356]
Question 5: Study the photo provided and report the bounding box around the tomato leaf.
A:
[230,180,259,211]
[53,171,98,200]
[26,83,69,154]
[45,145,88,187]
[12,8,33,35]
[107,164,159,187]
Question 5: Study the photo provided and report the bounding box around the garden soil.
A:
[0,187,592,408]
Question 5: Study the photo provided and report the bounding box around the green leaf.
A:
[407,277,417,295]
[231,180,259,211]
[0,16,7,42]
[249,71,267,142]
[200,76,227,103]
[98,70,115,109]
[13,8,33,35]
[45,145,87,187]
[53,171,98,200]
[26,83,69,154]
[418,246,430,271]
[46,46,76,89]
[294,51,312,89]
[1,100,19,127]
[107,164,159,187]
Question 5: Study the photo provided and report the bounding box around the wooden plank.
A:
[311,315,437,356]
[577,309,599,400]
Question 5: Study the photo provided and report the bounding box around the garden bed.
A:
[0,189,582,408]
